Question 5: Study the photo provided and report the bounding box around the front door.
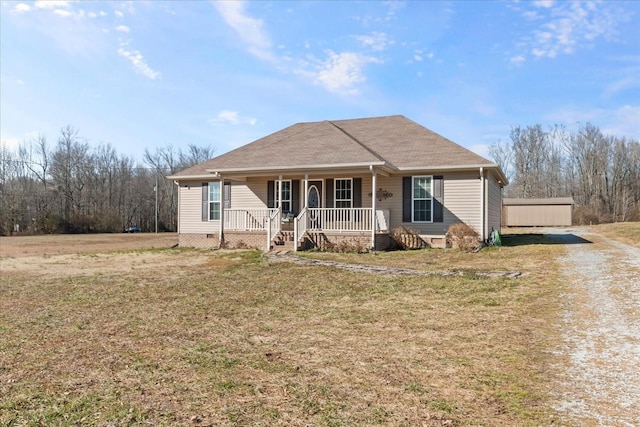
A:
[307,180,322,208]
[307,181,322,229]
[308,185,320,209]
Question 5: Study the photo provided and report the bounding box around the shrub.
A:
[391,226,428,250]
[573,205,601,225]
[446,223,480,252]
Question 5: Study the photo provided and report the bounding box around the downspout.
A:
[219,175,224,248]
[174,180,180,235]
[479,167,485,241]
[370,165,377,250]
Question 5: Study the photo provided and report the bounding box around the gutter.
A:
[205,161,387,174]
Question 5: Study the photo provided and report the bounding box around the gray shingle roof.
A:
[171,115,499,178]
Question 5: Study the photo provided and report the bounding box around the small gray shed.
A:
[503,197,574,227]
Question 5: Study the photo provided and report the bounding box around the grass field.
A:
[589,222,640,247]
[0,232,568,426]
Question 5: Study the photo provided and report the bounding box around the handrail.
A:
[294,207,308,251]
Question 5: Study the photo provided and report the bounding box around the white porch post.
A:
[304,173,309,208]
[371,167,377,250]
[219,175,224,248]
[278,175,283,210]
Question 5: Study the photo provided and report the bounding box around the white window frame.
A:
[334,178,352,208]
[412,176,433,223]
[275,180,292,213]
[208,181,221,221]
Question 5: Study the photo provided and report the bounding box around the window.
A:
[412,176,432,222]
[335,178,352,208]
[275,180,291,213]
[208,181,221,220]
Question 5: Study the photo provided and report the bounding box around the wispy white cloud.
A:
[411,49,434,63]
[533,0,555,8]
[53,9,72,18]
[12,3,31,14]
[114,10,124,18]
[512,1,629,62]
[603,105,640,139]
[510,55,526,66]
[117,44,160,80]
[383,1,405,21]
[354,32,390,51]
[212,1,274,62]
[310,50,382,96]
[115,25,130,33]
[34,1,70,10]
[546,105,640,139]
[208,110,257,126]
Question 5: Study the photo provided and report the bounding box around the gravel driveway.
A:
[553,227,640,426]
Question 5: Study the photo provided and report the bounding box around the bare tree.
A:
[488,140,513,183]
[50,126,91,231]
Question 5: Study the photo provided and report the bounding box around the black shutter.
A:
[402,177,412,222]
[353,178,362,208]
[433,175,444,222]
[326,179,334,208]
[202,183,208,221]
[224,181,231,209]
[267,180,275,208]
[291,180,300,214]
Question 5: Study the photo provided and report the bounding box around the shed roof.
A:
[503,197,575,206]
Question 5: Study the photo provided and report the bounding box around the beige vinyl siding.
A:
[487,175,502,232]
[177,181,220,234]
[376,172,482,236]
[440,173,482,234]
[375,175,403,226]
[229,178,269,210]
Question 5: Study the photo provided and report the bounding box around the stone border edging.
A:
[266,251,524,279]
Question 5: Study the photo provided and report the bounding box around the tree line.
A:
[490,123,640,224]
[1,122,638,235]
[0,125,214,235]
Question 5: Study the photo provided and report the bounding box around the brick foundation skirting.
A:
[224,231,268,250]
[178,233,220,249]
[178,231,437,251]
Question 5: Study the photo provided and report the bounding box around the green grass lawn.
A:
[1,235,567,426]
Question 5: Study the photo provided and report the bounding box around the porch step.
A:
[271,231,299,251]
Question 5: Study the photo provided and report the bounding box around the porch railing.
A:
[294,207,308,250]
[305,208,373,232]
[224,208,279,231]
[267,208,281,243]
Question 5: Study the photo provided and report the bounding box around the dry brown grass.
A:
[0,233,566,426]
[588,222,640,247]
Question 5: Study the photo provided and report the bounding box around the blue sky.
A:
[1,0,639,161]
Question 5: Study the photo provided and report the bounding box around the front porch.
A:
[223,207,389,251]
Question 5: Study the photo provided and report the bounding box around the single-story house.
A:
[502,197,574,227]
[168,115,508,251]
